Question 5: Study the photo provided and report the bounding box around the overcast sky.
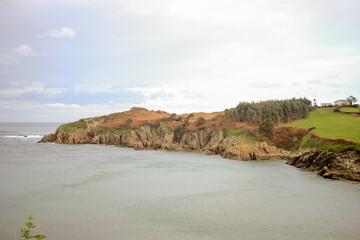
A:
[0,0,359,122]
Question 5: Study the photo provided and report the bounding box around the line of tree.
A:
[224,98,312,124]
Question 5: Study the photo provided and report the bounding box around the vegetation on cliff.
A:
[299,135,360,152]
[59,119,88,132]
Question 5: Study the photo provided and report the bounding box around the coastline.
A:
[39,119,360,182]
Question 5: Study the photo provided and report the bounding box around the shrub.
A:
[195,117,206,126]
[224,128,257,138]
[60,120,87,132]
[19,214,46,240]
[157,117,170,124]
[185,113,194,123]
[175,116,183,122]
[169,113,177,121]
[173,124,185,143]
[259,119,275,140]
[184,114,194,125]
[300,135,360,152]
[96,127,109,134]
[123,118,133,126]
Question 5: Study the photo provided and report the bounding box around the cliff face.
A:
[40,121,286,161]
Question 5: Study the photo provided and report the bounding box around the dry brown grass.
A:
[99,107,171,129]
[97,107,258,131]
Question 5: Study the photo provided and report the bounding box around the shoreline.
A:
[39,123,360,182]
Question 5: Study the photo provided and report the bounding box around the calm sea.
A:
[0,123,359,240]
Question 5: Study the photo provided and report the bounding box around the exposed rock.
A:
[287,150,360,181]
[40,121,285,161]
[38,133,56,143]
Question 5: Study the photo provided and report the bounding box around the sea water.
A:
[0,123,359,240]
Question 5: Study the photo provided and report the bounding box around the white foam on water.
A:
[2,135,43,139]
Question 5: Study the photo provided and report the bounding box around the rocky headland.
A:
[40,106,360,182]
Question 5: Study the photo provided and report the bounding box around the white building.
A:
[334,99,350,106]
[321,103,332,107]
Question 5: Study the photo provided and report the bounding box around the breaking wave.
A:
[2,135,43,139]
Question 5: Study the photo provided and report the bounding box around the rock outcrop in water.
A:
[287,150,360,181]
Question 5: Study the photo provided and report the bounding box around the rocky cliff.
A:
[287,150,360,182]
[40,120,287,161]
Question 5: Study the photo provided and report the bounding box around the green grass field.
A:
[287,107,360,143]
[340,107,359,113]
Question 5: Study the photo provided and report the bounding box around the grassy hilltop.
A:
[287,107,360,143]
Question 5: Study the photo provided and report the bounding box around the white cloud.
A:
[0,81,66,97]
[39,28,76,38]
[47,103,80,108]
[15,44,34,56]
[0,100,134,122]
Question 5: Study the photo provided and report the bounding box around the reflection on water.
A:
[0,123,359,240]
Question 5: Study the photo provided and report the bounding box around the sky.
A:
[0,0,359,122]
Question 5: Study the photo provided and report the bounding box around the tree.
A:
[184,113,194,125]
[225,98,312,124]
[19,214,46,240]
[169,113,177,121]
[259,119,275,140]
[186,113,194,120]
[347,96,357,105]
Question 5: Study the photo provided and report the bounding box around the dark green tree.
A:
[347,96,357,105]
[259,119,275,140]
[195,117,206,126]
[169,113,177,121]
[225,98,311,124]
[173,124,185,143]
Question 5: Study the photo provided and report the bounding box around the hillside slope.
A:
[287,107,360,143]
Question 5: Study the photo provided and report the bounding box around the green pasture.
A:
[340,107,359,113]
[287,107,360,142]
